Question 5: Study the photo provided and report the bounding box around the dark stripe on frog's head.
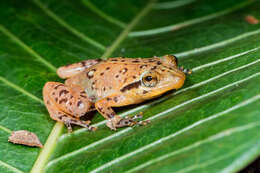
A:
[120,81,141,93]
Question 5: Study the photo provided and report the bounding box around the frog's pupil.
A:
[145,76,153,81]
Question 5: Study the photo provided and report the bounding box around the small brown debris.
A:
[8,130,43,148]
[245,15,259,24]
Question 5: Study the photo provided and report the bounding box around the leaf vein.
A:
[0,124,12,134]
[0,160,24,173]
[32,0,106,51]
[129,0,254,37]
[90,95,260,172]
[174,141,257,173]
[153,0,196,10]
[100,0,157,59]
[175,28,260,58]
[0,76,43,104]
[81,0,126,28]
[126,120,260,173]
[0,25,56,72]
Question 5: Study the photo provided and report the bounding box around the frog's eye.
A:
[141,72,158,87]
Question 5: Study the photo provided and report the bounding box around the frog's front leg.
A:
[57,59,101,79]
[43,82,96,132]
[95,96,148,130]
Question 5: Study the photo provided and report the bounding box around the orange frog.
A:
[43,55,188,132]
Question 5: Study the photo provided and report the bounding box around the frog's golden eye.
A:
[141,72,158,87]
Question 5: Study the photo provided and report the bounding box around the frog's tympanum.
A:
[43,55,188,132]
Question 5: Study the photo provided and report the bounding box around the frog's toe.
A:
[136,119,151,126]
[63,117,96,132]
[179,66,192,75]
[117,118,135,127]
[106,120,117,131]
[116,113,150,128]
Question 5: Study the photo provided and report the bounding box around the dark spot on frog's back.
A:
[157,61,162,65]
[77,100,82,107]
[113,97,118,102]
[120,81,141,92]
[132,60,140,63]
[80,94,87,98]
[87,69,96,79]
[80,61,86,66]
[54,84,64,89]
[106,67,110,70]
[122,68,128,74]
[59,98,67,104]
[59,90,69,96]
[151,66,157,70]
[140,65,147,69]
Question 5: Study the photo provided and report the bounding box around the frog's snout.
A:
[170,69,186,89]
[173,75,185,89]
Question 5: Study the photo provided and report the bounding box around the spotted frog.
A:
[43,55,188,131]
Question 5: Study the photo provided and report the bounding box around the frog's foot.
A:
[106,113,150,130]
[63,117,97,133]
[43,82,96,132]
[179,66,192,75]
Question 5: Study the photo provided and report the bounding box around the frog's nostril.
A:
[175,56,178,66]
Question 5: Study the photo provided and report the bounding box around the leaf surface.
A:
[0,0,260,172]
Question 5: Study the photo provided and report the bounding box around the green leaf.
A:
[0,0,260,172]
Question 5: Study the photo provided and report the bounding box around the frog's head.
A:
[140,55,186,99]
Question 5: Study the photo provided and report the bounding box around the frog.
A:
[43,55,189,132]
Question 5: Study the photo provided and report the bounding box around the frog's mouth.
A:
[168,68,186,80]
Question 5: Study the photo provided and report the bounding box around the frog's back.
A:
[81,58,160,100]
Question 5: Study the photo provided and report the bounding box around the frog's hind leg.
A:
[57,59,101,79]
[43,82,96,132]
